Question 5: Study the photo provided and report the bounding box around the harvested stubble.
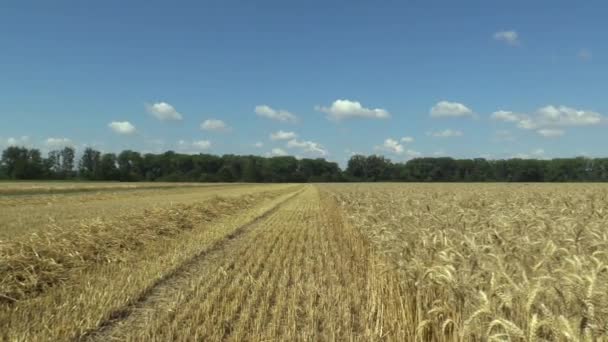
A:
[0,183,285,239]
[323,183,608,341]
[0,185,300,341]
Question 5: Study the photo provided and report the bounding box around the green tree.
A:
[79,148,102,180]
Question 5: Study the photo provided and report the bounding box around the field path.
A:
[86,185,374,341]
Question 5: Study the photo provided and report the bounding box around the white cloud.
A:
[537,128,565,138]
[176,139,212,153]
[200,119,230,132]
[380,138,404,154]
[270,148,287,156]
[513,148,545,159]
[493,105,604,137]
[316,99,390,121]
[375,137,419,157]
[270,130,297,141]
[494,30,519,46]
[45,137,72,148]
[146,102,183,121]
[578,49,592,61]
[401,136,414,143]
[4,136,30,147]
[108,121,136,135]
[491,110,520,122]
[536,105,602,127]
[430,101,473,118]
[286,139,328,156]
[254,141,264,148]
[430,129,463,138]
[255,105,298,123]
[406,149,422,158]
[192,140,211,150]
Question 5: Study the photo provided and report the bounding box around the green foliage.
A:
[1,146,607,182]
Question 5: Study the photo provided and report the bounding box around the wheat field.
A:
[1,183,607,341]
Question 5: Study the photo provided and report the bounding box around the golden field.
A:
[1,183,607,341]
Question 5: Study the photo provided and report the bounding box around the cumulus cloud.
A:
[254,141,264,148]
[4,136,30,147]
[491,110,520,122]
[270,148,287,156]
[255,105,298,123]
[376,137,419,158]
[146,102,183,121]
[45,137,72,148]
[108,121,136,135]
[494,30,519,46]
[176,139,212,153]
[270,130,297,141]
[286,139,328,156]
[200,119,230,132]
[192,140,211,150]
[537,128,565,138]
[493,105,604,138]
[513,148,545,159]
[380,138,404,154]
[430,129,463,138]
[430,101,473,118]
[536,105,602,126]
[406,149,422,158]
[316,99,390,121]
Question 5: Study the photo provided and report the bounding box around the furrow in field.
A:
[80,187,304,341]
[93,185,375,341]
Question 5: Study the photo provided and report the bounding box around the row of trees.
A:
[0,146,342,182]
[1,146,606,182]
[345,155,605,182]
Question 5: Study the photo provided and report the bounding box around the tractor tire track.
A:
[80,186,304,341]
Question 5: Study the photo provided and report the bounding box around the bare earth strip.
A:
[86,185,376,341]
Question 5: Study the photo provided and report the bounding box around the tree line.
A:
[1,145,606,182]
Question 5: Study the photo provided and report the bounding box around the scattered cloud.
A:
[379,138,404,154]
[108,121,136,135]
[405,149,422,158]
[401,136,414,143]
[493,105,604,137]
[316,99,390,121]
[254,141,264,148]
[270,130,297,141]
[491,110,520,122]
[177,139,212,153]
[513,148,545,159]
[200,119,230,132]
[537,128,565,138]
[192,140,211,150]
[270,148,287,156]
[255,105,298,123]
[430,101,473,118]
[146,102,183,121]
[578,49,592,62]
[430,129,463,138]
[45,137,72,148]
[286,139,328,156]
[4,136,30,147]
[536,105,602,127]
[493,30,519,46]
[376,138,420,158]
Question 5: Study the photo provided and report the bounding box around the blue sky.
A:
[1,0,607,166]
